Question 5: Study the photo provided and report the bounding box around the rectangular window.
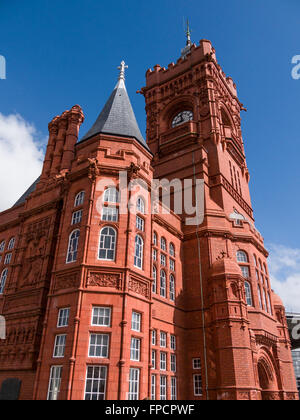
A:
[92,307,111,327]
[151,375,156,400]
[193,358,201,370]
[160,375,167,400]
[136,216,145,232]
[53,335,66,358]
[130,338,141,362]
[71,210,82,225]
[193,374,203,396]
[160,332,167,348]
[171,354,176,372]
[152,350,156,369]
[57,308,70,328]
[170,259,175,272]
[4,253,12,265]
[85,366,107,400]
[89,334,109,358]
[131,312,141,332]
[47,366,62,401]
[241,266,250,278]
[128,368,140,400]
[160,254,166,267]
[102,206,118,222]
[160,352,167,371]
[171,377,177,400]
[170,335,176,351]
[153,249,157,262]
[152,330,157,346]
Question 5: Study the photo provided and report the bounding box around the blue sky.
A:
[0,0,300,308]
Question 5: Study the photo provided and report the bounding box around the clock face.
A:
[172,110,193,128]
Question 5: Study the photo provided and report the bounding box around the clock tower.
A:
[139,37,297,400]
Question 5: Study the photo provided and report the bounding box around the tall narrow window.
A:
[263,289,269,314]
[160,352,167,371]
[161,238,167,252]
[160,376,167,400]
[99,227,117,261]
[153,232,158,246]
[7,238,15,250]
[151,375,156,400]
[0,241,5,253]
[4,253,12,265]
[160,270,166,298]
[136,216,145,232]
[170,354,177,372]
[169,243,175,257]
[170,275,175,302]
[134,235,144,269]
[74,191,85,207]
[193,374,203,396]
[47,366,62,401]
[130,338,141,361]
[170,335,176,351]
[131,312,141,332]
[241,266,250,278]
[170,259,175,272]
[85,366,107,401]
[160,254,166,267]
[89,334,109,358]
[152,350,156,369]
[53,335,67,358]
[152,266,157,294]
[171,377,177,400]
[160,332,167,348]
[258,286,264,310]
[66,230,80,263]
[137,197,145,214]
[128,368,140,400]
[0,268,8,294]
[57,308,70,328]
[104,188,119,203]
[71,210,82,225]
[244,281,253,306]
[152,330,157,346]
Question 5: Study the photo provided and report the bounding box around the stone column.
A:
[40,117,59,182]
[50,112,68,176]
[60,105,84,172]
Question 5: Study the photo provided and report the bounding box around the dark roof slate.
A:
[13,177,40,207]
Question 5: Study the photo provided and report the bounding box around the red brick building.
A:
[0,37,298,400]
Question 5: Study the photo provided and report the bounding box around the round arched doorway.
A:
[257,358,279,400]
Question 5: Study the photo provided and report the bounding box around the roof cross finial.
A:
[185,19,192,46]
[118,60,128,80]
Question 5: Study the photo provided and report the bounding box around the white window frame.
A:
[152,265,157,294]
[136,197,145,214]
[160,253,166,267]
[237,250,248,263]
[53,334,67,358]
[0,268,8,294]
[171,377,177,400]
[170,335,176,351]
[4,253,12,265]
[92,307,111,327]
[160,352,167,371]
[101,206,119,222]
[131,312,141,332]
[161,238,167,251]
[136,215,145,232]
[57,308,70,328]
[170,354,177,372]
[170,259,175,272]
[0,241,5,253]
[130,337,141,362]
[160,375,167,400]
[169,243,175,257]
[153,232,157,246]
[193,358,201,370]
[74,191,85,207]
[193,374,203,396]
[88,334,110,358]
[160,270,166,298]
[151,350,156,370]
[103,187,119,203]
[71,210,82,225]
[152,330,157,346]
[134,235,144,269]
[170,275,175,302]
[98,227,117,261]
[160,332,167,348]
[47,366,62,401]
[84,366,107,401]
[151,375,156,400]
[244,281,253,307]
[66,229,80,263]
[7,238,15,250]
[128,368,140,401]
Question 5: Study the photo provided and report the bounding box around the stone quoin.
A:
[0,35,298,401]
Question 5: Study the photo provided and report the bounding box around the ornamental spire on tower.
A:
[118,60,128,81]
[181,18,193,59]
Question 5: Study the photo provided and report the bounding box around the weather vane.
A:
[185,18,192,46]
[118,60,128,80]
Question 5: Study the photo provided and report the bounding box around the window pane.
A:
[85,366,107,400]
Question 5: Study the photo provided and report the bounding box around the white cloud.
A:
[268,244,300,313]
[0,113,45,211]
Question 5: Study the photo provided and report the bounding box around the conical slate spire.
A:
[80,61,149,150]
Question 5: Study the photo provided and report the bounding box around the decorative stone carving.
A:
[128,278,150,299]
[55,273,80,290]
[86,273,121,290]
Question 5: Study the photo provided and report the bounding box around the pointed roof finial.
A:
[185,19,192,47]
[118,60,128,80]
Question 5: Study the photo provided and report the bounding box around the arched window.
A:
[74,191,85,207]
[137,197,145,214]
[153,232,158,247]
[0,269,8,294]
[160,270,166,298]
[244,281,253,306]
[263,288,269,314]
[103,188,119,203]
[134,235,144,269]
[268,292,273,316]
[66,230,80,263]
[152,266,157,294]
[169,275,175,302]
[169,243,175,257]
[237,251,248,263]
[7,238,15,251]
[258,286,264,310]
[99,227,117,261]
[161,238,167,252]
[0,241,5,253]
